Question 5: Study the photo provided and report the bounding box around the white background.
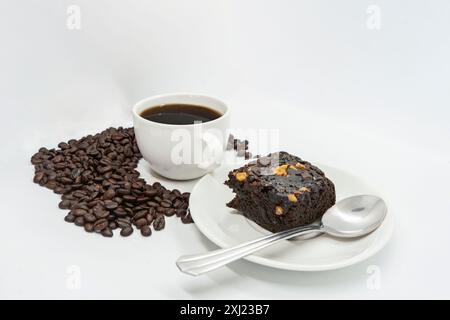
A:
[1,0,450,299]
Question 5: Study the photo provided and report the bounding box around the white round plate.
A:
[189,163,394,271]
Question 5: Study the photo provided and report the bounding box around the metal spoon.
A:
[176,195,387,276]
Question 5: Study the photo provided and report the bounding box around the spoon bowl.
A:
[322,195,387,238]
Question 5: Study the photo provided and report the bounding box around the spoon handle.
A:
[176,224,323,276]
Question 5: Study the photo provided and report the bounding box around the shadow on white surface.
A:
[177,228,395,298]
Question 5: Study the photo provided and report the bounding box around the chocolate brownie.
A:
[225,151,336,233]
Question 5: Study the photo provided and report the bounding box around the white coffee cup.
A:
[132,93,230,180]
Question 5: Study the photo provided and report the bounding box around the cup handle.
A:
[196,133,223,171]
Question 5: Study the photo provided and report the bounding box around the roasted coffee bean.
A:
[71,168,82,180]
[144,189,158,197]
[134,218,147,228]
[84,223,94,233]
[176,209,186,217]
[54,163,66,170]
[52,155,64,163]
[156,206,167,214]
[182,192,190,199]
[147,201,159,208]
[72,208,88,217]
[180,201,189,208]
[90,191,99,199]
[160,200,171,208]
[133,209,147,220]
[124,202,134,208]
[45,180,57,190]
[164,208,176,217]
[107,152,118,160]
[124,207,133,214]
[78,141,89,150]
[54,186,64,194]
[116,188,130,195]
[31,157,43,165]
[60,177,72,184]
[64,213,75,223]
[81,170,92,178]
[62,193,74,200]
[166,194,177,202]
[101,228,113,237]
[93,205,109,218]
[120,227,133,237]
[123,182,131,190]
[123,195,136,202]
[152,182,162,189]
[32,127,195,237]
[98,166,112,174]
[111,133,124,141]
[84,213,97,223]
[33,172,45,184]
[58,142,69,149]
[140,226,152,237]
[109,222,117,230]
[104,200,118,210]
[153,215,165,231]
[74,216,85,226]
[181,212,194,224]
[111,174,122,180]
[133,204,146,211]
[136,196,148,203]
[116,219,131,229]
[87,199,99,208]
[114,207,128,217]
[132,181,144,189]
[162,192,171,200]
[73,190,87,198]
[46,170,57,180]
[173,199,182,208]
[58,200,72,209]
[93,219,108,232]
[103,188,116,200]
[72,202,89,210]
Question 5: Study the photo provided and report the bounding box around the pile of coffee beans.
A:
[226,134,252,159]
[31,127,193,238]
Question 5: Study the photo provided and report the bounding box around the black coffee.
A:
[140,104,222,125]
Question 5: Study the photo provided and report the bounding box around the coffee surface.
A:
[140,104,222,125]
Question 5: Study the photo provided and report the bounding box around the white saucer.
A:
[189,163,394,271]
